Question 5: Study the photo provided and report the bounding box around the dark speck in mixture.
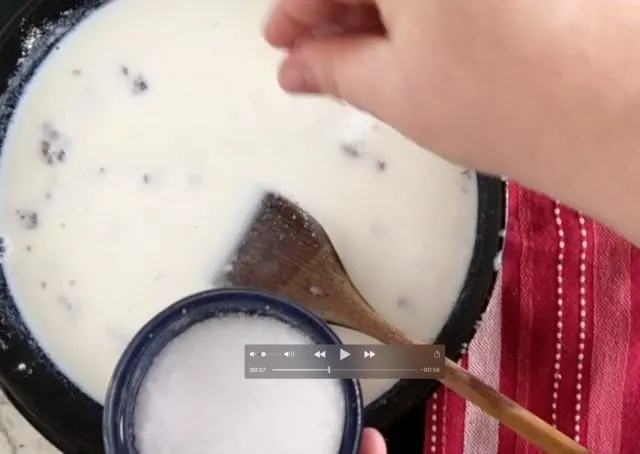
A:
[143,172,162,185]
[60,222,66,229]
[396,297,415,311]
[376,160,387,172]
[461,169,473,179]
[44,191,52,200]
[40,141,53,164]
[40,281,47,290]
[43,122,60,141]
[71,69,82,77]
[26,245,32,252]
[98,167,107,174]
[40,123,67,165]
[121,65,150,94]
[341,143,361,158]
[16,210,39,230]
[57,295,73,311]
[69,280,76,286]
[132,76,149,94]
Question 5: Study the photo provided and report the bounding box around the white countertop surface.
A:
[0,391,59,453]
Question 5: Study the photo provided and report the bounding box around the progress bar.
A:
[246,345,445,379]
[271,369,423,372]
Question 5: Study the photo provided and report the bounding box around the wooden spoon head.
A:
[217,198,584,452]
[218,192,368,328]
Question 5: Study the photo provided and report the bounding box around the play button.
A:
[339,348,351,361]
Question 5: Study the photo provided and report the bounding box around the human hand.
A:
[360,428,386,454]
[264,0,640,245]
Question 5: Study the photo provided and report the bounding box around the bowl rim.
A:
[103,287,364,454]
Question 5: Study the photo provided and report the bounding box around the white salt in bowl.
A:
[102,287,363,454]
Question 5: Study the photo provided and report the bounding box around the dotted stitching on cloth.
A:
[574,214,588,442]
[552,202,564,426]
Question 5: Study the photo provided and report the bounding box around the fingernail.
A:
[279,58,319,94]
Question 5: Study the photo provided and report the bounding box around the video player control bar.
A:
[245,344,445,379]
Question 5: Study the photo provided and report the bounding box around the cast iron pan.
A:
[0,1,507,453]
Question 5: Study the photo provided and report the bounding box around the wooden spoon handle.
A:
[358,315,588,453]
[442,359,588,454]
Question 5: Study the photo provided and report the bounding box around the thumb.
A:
[359,428,387,454]
[278,35,400,117]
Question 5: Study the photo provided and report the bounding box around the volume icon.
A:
[284,351,295,358]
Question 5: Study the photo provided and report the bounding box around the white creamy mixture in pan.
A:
[0,0,477,404]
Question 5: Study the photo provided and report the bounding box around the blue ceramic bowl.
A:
[103,287,363,454]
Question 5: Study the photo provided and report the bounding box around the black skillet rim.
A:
[0,1,507,452]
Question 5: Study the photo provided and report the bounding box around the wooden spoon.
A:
[220,192,589,454]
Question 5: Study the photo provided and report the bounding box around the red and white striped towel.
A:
[423,181,640,454]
